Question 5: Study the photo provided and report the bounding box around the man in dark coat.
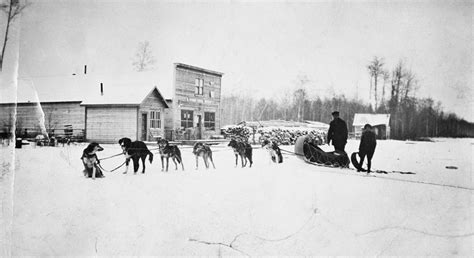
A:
[359,124,377,172]
[327,111,348,152]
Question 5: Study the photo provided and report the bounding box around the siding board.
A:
[0,102,85,136]
[138,88,169,141]
[86,106,137,142]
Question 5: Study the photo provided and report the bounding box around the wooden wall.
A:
[138,88,169,141]
[86,106,138,143]
[0,102,85,136]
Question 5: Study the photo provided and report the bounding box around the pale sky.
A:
[3,0,473,121]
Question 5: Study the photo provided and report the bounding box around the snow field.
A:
[1,138,472,255]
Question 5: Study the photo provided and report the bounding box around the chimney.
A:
[84,65,87,74]
[100,83,103,96]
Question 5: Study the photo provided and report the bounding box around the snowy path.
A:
[1,138,472,256]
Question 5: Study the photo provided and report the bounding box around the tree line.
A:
[220,94,372,133]
[221,57,473,140]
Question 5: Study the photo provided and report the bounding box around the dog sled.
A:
[294,135,350,168]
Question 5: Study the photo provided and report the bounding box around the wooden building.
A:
[353,113,391,139]
[82,86,168,143]
[0,76,168,143]
[0,101,85,139]
[166,63,223,140]
[0,78,87,139]
[0,63,223,143]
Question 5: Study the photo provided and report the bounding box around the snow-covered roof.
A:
[81,86,168,108]
[353,113,390,126]
[0,69,173,104]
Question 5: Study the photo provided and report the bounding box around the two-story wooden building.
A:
[166,63,223,140]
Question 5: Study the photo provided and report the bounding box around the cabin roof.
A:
[353,113,391,126]
[0,69,173,105]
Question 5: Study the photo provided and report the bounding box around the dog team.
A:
[81,136,283,179]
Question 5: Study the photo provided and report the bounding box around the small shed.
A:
[353,113,391,139]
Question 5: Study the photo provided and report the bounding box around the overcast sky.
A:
[5,0,472,121]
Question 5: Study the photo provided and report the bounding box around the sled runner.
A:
[294,135,350,168]
[350,152,366,172]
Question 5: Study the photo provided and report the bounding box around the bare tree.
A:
[389,61,404,111]
[293,74,310,121]
[380,69,390,111]
[132,41,156,72]
[293,88,307,122]
[367,56,385,110]
[401,69,417,101]
[44,106,58,135]
[387,60,422,139]
[0,0,29,71]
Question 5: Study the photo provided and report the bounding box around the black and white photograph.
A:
[0,0,472,256]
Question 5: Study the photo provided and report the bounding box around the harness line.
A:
[98,161,126,173]
[98,152,124,161]
[99,146,162,161]
[280,147,472,191]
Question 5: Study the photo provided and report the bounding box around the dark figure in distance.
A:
[327,111,348,152]
[358,124,377,173]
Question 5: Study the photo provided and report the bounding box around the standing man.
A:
[358,124,377,173]
[327,111,348,152]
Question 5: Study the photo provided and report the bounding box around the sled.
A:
[350,152,366,172]
[294,135,350,168]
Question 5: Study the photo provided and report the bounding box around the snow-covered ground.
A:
[1,138,472,256]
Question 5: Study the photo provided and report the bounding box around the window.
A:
[181,110,194,128]
[195,78,204,95]
[195,79,199,94]
[150,111,161,129]
[209,91,215,98]
[204,112,215,130]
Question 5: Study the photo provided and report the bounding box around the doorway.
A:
[141,113,147,141]
[196,114,202,139]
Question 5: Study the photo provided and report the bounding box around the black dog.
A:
[157,139,184,171]
[118,137,154,174]
[193,142,216,170]
[228,138,253,168]
[81,142,104,179]
[261,139,283,163]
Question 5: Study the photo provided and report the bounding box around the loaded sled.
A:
[294,135,350,168]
